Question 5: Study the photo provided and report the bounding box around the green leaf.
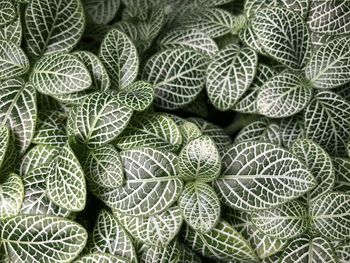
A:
[179,182,220,233]
[143,48,208,110]
[252,7,311,70]
[0,128,16,177]
[99,29,138,89]
[332,157,350,194]
[214,141,316,211]
[74,253,128,263]
[304,90,350,156]
[47,144,86,212]
[251,200,308,240]
[30,52,92,96]
[182,219,258,262]
[84,144,124,188]
[0,78,37,154]
[280,236,338,263]
[335,241,350,263]
[1,215,88,263]
[179,121,202,144]
[115,113,182,152]
[141,240,182,263]
[206,44,257,111]
[305,37,350,89]
[310,192,350,240]
[0,125,10,169]
[89,209,137,263]
[0,0,15,26]
[280,115,304,148]
[75,92,133,148]
[114,205,183,247]
[159,29,219,57]
[115,81,154,111]
[93,147,183,216]
[25,0,85,57]
[0,173,23,219]
[178,135,221,182]
[85,0,120,24]
[0,10,22,46]
[291,139,335,201]
[257,72,312,118]
[0,40,29,80]
[178,243,202,263]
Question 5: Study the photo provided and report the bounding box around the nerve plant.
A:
[0,0,350,262]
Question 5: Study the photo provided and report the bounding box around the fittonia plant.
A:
[0,0,350,262]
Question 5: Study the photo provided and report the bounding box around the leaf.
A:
[0,0,15,26]
[25,0,85,57]
[89,210,137,263]
[252,7,311,70]
[291,139,335,201]
[115,113,182,152]
[280,115,304,148]
[74,253,128,263]
[21,167,70,217]
[178,135,221,182]
[0,125,10,169]
[178,243,202,263]
[304,90,350,156]
[47,144,86,212]
[159,29,219,57]
[332,158,350,194]
[179,121,202,144]
[30,52,92,96]
[214,141,316,211]
[85,0,120,24]
[335,241,350,263]
[279,236,338,263]
[0,78,37,154]
[141,240,182,263]
[0,173,23,219]
[305,37,350,89]
[115,81,154,111]
[0,11,22,45]
[309,192,350,240]
[99,29,138,89]
[1,215,88,263]
[84,144,124,188]
[182,219,258,262]
[251,200,308,240]
[257,72,312,118]
[93,147,183,216]
[75,92,133,149]
[114,205,183,247]
[206,44,257,111]
[179,182,220,233]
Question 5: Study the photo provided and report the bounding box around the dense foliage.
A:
[0,0,350,262]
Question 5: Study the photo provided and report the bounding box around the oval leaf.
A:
[0,173,23,219]
[85,0,120,24]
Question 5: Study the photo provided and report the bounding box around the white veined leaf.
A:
[0,173,23,219]
[115,81,154,111]
[335,241,350,263]
[0,40,28,80]
[30,52,92,96]
[159,29,219,57]
[21,166,70,217]
[251,200,308,240]
[114,205,183,247]
[141,240,182,263]
[304,90,350,156]
[280,236,338,263]
[19,145,59,176]
[0,0,15,26]
[178,135,221,182]
[257,72,312,118]
[178,243,202,263]
[25,0,85,57]
[0,10,22,45]
[115,113,182,152]
[89,209,137,263]
[53,90,93,106]
[194,0,235,7]
[0,128,16,177]
[235,117,282,146]
[206,44,257,111]
[332,157,350,194]
[336,82,350,102]
[182,219,258,262]
[74,253,129,263]
[84,144,124,189]
[75,92,133,149]
[73,51,110,91]
[1,215,88,263]
[0,78,37,154]
[85,0,120,24]
[93,147,183,216]
[310,192,350,240]
[214,141,316,211]
[179,121,202,144]
[239,24,265,54]
[47,144,86,212]
[310,31,339,50]
[305,37,350,89]
[113,21,139,44]
[291,139,335,201]
[179,182,220,233]
[0,125,10,169]
[99,29,138,89]
[280,115,304,148]
[143,48,208,110]
[307,1,350,35]
[252,7,311,70]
